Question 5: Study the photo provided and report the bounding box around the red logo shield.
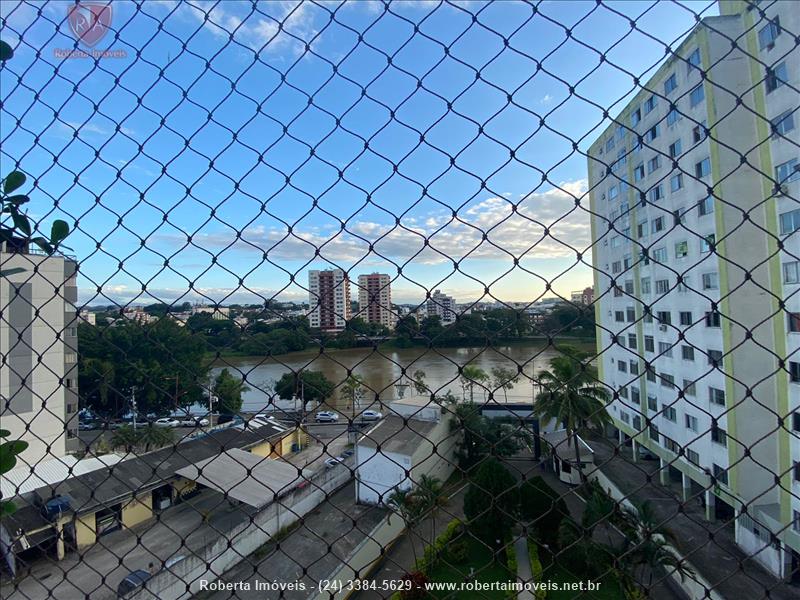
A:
[68,3,112,48]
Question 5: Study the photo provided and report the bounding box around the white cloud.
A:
[152,178,591,267]
[540,94,553,105]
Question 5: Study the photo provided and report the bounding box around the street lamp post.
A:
[130,387,137,431]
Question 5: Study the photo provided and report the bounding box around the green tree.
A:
[275,370,335,406]
[519,476,568,549]
[463,458,519,546]
[460,365,488,402]
[111,425,140,453]
[490,366,518,402]
[213,368,249,415]
[0,429,28,516]
[412,369,428,395]
[340,373,365,413]
[534,347,610,483]
[137,423,175,452]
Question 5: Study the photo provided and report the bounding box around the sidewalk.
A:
[513,535,535,600]
[590,435,797,600]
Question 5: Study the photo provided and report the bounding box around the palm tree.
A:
[340,374,365,415]
[416,475,447,549]
[534,347,610,483]
[460,365,488,402]
[137,423,175,452]
[388,488,422,564]
[111,424,140,453]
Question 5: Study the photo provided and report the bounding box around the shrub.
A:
[463,458,519,543]
[415,519,463,573]
[528,539,547,599]
[519,476,568,549]
[447,539,468,563]
[400,571,429,600]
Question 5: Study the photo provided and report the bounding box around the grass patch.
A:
[539,550,623,600]
[426,535,515,599]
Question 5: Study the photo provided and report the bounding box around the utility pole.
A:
[131,387,137,431]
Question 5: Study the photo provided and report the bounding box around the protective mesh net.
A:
[1,1,798,599]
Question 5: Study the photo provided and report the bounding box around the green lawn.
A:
[540,553,624,600]
[426,536,515,599]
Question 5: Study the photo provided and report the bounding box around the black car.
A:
[117,570,151,597]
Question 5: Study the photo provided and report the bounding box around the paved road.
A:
[514,535,535,600]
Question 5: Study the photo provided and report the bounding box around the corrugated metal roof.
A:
[1,454,124,498]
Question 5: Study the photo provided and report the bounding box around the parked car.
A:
[341,449,354,457]
[178,416,209,427]
[117,570,151,597]
[315,411,339,423]
[324,457,343,468]
[360,410,383,421]
[78,421,98,431]
[154,417,180,428]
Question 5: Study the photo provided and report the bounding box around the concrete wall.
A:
[735,521,783,579]
[311,514,405,600]
[128,463,353,600]
[249,440,273,457]
[74,514,97,549]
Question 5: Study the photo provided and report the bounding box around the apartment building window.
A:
[677,276,690,294]
[618,361,628,373]
[652,217,665,233]
[654,279,669,295]
[660,373,675,388]
[700,233,715,253]
[702,272,718,290]
[619,386,629,399]
[795,462,800,483]
[663,73,678,95]
[790,361,800,383]
[658,341,673,357]
[616,124,626,141]
[698,195,714,216]
[647,156,661,173]
[611,235,621,248]
[625,280,634,294]
[631,387,640,404]
[623,253,632,269]
[689,84,705,107]
[795,511,800,534]
[683,379,696,396]
[670,173,683,192]
[694,157,711,178]
[663,405,677,422]
[612,260,622,274]
[708,349,723,368]
[657,311,671,325]
[687,48,701,71]
[667,108,680,126]
[685,414,698,432]
[645,336,655,352]
[780,209,800,234]
[669,139,682,157]
[66,378,74,388]
[646,124,660,142]
[648,185,664,202]
[713,464,729,485]
[709,387,725,406]
[616,148,627,170]
[606,137,616,152]
[686,449,700,465]
[626,307,636,322]
[633,416,642,430]
[772,111,795,137]
[608,185,619,201]
[663,438,681,454]
[621,411,631,424]
[628,333,637,349]
[634,163,645,182]
[613,285,624,297]
[758,16,781,50]
[65,353,77,364]
[646,367,657,383]
[649,425,660,442]
[783,262,799,284]
[775,158,799,185]
[788,313,800,333]
[641,277,651,294]
[630,361,640,375]
[647,395,658,411]
[692,122,706,143]
[675,240,688,259]
[644,94,657,114]
[705,311,721,327]
[711,425,727,447]
[765,62,788,93]
[653,248,668,264]
[679,311,693,326]
[794,412,800,432]
[615,311,625,322]
[631,107,641,126]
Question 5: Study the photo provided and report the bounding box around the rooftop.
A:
[357,415,438,455]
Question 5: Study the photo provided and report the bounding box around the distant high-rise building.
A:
[426,289,457,325]
[570,287,595,305]
[589,0,798,579]
[1,240,80,464]
[308,269,351,332]
[356,273,396,330]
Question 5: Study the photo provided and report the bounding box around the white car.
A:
[324,457,343,468]
[154,418,180,428]
[179,416,209,427]
[360,410,382,421]
[315,411,339,423]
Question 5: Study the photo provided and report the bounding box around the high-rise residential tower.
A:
[1,240,80,464]
[589,0,798,578]
[426,289,457,325]
[308,269,351,332]
[356,273,396,330]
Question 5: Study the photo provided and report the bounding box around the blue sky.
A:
[0,0,717,307]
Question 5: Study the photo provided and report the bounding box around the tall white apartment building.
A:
[308,269,351,332]
[589,0,798,579]
[356,273,396,330]
[426,289,457,325]
[1,241,80,464]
